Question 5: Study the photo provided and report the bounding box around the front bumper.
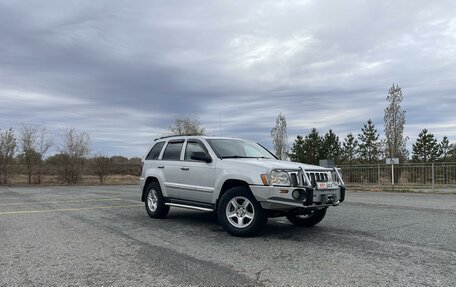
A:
[250,184,345,210]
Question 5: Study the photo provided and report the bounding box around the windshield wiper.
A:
[221,156,256,159]
[221,156,270,159]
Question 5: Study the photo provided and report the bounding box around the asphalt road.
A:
[0,186,455,286]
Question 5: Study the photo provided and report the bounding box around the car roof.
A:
[154,135,248,142]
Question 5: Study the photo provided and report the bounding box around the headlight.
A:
[270,170,290,186]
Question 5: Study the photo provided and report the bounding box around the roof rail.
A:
[154,134,202,141]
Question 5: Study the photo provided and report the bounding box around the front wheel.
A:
[286,208,327,227]
[217,187,267,237]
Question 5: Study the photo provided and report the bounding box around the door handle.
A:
[181,167,190,171]
[157,165,165,169]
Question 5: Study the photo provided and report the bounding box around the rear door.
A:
[160,140,185,199]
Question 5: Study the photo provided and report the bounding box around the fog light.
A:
[292,189,302,200]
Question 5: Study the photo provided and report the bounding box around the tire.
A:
[145,182,170,218]
[217,186,267,237]
[286,208,327,227]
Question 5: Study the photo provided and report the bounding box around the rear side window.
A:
[162,141,184,160]
[146,142,165,160]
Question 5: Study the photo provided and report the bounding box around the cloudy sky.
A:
[1,0,455,157]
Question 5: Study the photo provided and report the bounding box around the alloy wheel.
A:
[147,189,158,211]
[225,196,255,228]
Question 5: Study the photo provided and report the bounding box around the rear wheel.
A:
[286,208,327,227]
[145,182,169,218]
[217,186,267,237]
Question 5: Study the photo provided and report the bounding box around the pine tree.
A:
[412,129,440,162]
[384,84,408,160]
[358,119,380,163]
[305,128,323,165]
[438,136,453,162]
[289,135,306,163]
[450,146,456,161]
[289,128,324,165]
[341,133,358,164]
[321,129,341,163]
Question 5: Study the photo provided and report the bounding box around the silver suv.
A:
[140,136,345,237]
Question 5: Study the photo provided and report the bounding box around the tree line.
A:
[0,116,205,185]
[271,84,456,165]
[0,127,140,185]
[284,120,455,165]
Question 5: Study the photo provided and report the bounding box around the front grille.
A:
[290,173,298,186]
[287,170,334,187]
[306,172,328,182]
[289,171,301,187]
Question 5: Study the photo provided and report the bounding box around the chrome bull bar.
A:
[269,166,346,206]
[268,166,345,188]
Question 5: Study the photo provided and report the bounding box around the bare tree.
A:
[384,84,408,160]
[0,128,17,184]
[19,126,39,184]
[169,115,205,136]
[271,113,288,160]
[92,153,112,183]
[18,127,53,184]
[36,128,54,184]
[59,128,91,184]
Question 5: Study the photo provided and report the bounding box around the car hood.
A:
[222,158,329,171]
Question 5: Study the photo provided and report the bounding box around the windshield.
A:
[207,139,276,159]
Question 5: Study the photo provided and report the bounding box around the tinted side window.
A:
[184,141,207,161]
[162,142,184,160]
[146,142,165,160]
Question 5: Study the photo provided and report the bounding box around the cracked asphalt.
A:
[0,186,455,286]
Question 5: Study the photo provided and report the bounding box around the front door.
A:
[178,140,215,203]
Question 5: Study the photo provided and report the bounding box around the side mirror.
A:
[190,151,212,163]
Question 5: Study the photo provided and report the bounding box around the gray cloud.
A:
[0,0,455,156]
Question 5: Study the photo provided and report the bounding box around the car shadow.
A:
[164,209,328,239]
[164,209,223,231]
[261,221,326,241]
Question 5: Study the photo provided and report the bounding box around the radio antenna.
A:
[219,112,222,136]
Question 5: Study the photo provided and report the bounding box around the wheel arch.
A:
[142,176,161,202]
[215,179,252,210]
